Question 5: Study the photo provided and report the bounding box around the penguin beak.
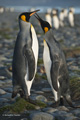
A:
[34,13,43,23]
[34,13,44,25]
[30,9,40,16]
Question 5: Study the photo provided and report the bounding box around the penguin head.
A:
[19,9,40,22]
[35,13,51,33]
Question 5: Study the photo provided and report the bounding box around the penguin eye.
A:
[44,27,49,33]
[21,15,26,22]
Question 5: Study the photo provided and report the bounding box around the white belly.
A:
[43,41,58,101]
[52,16,59,29]
[25,25,39,96]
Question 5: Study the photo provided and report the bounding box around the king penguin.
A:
[68,9,74,27]
[59,9,64,27]
[45,9,52,26]
[12,10,39,99]
[34,13,76,108]
[52,9,59,29]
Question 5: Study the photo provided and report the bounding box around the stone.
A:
[0,98,9,103]
[0,93,12,99]
[71,109,80,118]
[65,116,80,120]
[0,88,6,95]
[30,95,47,103]
[42,107,58,113]
[0,80,5,87]
[56,106,69,112]
[42,88,52,92]
[0,76,6,80]
[29,112,55,120]
[20,118,28,120]
[34,91,44,94]
[3,87,13,93]
[52,111,74,120]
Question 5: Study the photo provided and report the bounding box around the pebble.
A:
[0,93,12,99]
[42,88,52,92]
[29,112,55,120]
[3,87,13,93]
[0,88,6,95]
[30,95,47,103]
[42,107,58,113]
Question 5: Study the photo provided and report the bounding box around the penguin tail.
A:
[65,95,80,108]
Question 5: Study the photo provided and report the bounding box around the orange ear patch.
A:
[21,15,26,22]
[44,27,49,33]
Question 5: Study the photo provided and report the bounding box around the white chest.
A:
[31,25,39,65]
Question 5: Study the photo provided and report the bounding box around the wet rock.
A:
[20,118,28,120]
[3,87,13,93]
[0,76,6,80]
[42,107,57,113]
[42,88,52,92]
[71,109,80,118]
[0,80,5,87]
[34,91,44,94]
[0,98,9,103]
[29,112,55,120]
[56,106,69,112]
[52,111,74,120]
[0,88,6,95]
[30,95,47,103]
[0,92,12,99]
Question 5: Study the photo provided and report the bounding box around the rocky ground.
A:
[0,11,80,120]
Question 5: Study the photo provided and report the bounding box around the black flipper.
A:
[50,61,60,91]
[23,44,35,81]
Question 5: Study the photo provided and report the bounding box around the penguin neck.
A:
[19,19,31,32]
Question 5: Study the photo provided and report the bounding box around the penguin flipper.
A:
[50,61,59,91]
[23,45,35,81]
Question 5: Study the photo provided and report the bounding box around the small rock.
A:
[34,91,44,94]
[0,80,5,87]
[65,116,80,120]
[0,76,6,80]
[0,98,9,103]
[29,112,55,120]
[56,106,69,112]
[42,107,57,113]
[0,93,12,99]
[42,88,52,92]
[0,88,6,95]
[3,87,13,93]
[20,118,28,120]
[30,95,47,103]
[71,109,80,118]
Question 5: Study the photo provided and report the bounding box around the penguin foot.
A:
[59,97,64,106]
[12,91,17,98]
[50,101,60,108]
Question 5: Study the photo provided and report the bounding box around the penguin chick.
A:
[35,13,76,108]
[12,10,39,99]
[68,10,74,27]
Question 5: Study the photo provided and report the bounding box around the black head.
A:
[34,13,51,33]
[19,9,40,22]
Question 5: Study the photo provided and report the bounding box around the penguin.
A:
[59,9,64,27]
[52,9,59,29]
[45,9,52,26]
[68,9,74,27]
[34,13,76,108]
[12,10,39,99]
